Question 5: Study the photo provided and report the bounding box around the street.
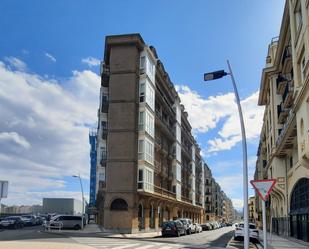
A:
[0,226,237,249]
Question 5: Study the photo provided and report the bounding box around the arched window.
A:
[110,198,128,211]
[290,178,309,213]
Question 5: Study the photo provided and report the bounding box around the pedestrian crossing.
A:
[71,237,185,249]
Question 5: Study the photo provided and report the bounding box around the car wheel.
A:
[74,224,81,230]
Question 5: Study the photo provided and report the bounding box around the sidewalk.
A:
[43,223,162,238]
[0,241,95,249]
[259,230,309,249]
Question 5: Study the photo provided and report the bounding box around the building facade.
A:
[95,34,208,233]
[255,0,309,242]
[89,129,97,207]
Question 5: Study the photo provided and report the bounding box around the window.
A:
[100,147,107,160]
[110,198,128,211]
[145,139,154,164]
[139,111,145,130]
[138,140,144,160]
[145,111,154,136]
[144,168,153,191]
[146,82,155,110]
[102,93,108,103]
[139,82,145,102]
[138,169,143,189]
[140,56,145,73]
[101,121,107,129]
[138,139,154,164]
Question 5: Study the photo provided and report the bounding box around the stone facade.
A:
[255,0,309,242]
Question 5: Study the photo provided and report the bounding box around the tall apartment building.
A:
[95,34,206,233]
[204,163,215,221]
[89,129,97,207]
[255,0,309,242]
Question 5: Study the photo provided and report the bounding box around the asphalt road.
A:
[0,225,235,249]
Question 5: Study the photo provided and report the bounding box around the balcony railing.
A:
[181,196,192,204]
[154,185,176,199]
[154,160,161,173]
[101,64,109,87]
[276,74,288,95]
[282,81,294,108]
[101,128,108,140]
[276,110,295,148]
[277,104,289,124]
[101,102,108,113]
[281,45,292,68]
[155,109,175,136]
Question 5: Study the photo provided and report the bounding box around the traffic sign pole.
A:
[250,179,276,249]
[262,200,267,249]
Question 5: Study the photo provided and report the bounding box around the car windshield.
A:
[238,224,256,229]
[162,221,174,227]
[180,219,187,224]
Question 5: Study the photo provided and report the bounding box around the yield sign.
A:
[250,179,276,201]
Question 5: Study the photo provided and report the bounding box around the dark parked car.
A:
[201,223,212,231]
[21,215,36,226]
[161,221,186,237]
[0,216,24,229]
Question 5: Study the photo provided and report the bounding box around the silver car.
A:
[48,215,83,230]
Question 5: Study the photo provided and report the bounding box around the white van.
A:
[49,215,82,230]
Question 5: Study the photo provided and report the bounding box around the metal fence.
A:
[272,215,309,242]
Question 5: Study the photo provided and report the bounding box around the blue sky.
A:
[0,0,285,209]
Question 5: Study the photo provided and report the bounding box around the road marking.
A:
[134,245,156,249]
[112,244,140,249]
[157,246,172,249]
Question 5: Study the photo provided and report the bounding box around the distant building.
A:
[89,129,97,206]
[42,198,82,215]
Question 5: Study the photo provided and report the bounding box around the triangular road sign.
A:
[250,179,276,201]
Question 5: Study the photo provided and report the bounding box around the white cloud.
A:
[82,57,100,67]
[0,132,31,149]
[45,52,56,62]
[232,198,244,210]
[176,86,264,153]
[0,58,100,205]
[4,57,27,71]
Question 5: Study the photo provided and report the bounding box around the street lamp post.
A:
[73,174,84,230]
[204,60,249,249]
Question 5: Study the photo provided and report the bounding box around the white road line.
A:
[112,244,140,249]
[156,246,172,249]
[134,245,156,249]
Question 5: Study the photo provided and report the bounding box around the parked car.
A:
[193,223,202,233]
[21,215,37,226]
[234,222,259,242]
[47,215,83,230]
[201,223,212,231]
[161,220,186,237]
[0,216,24,229]
[179,218,194,235]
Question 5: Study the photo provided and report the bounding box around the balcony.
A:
[154,160,161,174]
[181,196,192,204]
[154,185,176,199]
[155,109,175,139]
[100,151,107,166]
[101,102,108,113]
[101,64,109,87]
[276,74,288,95]
[282,81,294,109]
[155,136,162,150]
[101,128,108,140]
[281,45,292,73]
[276,110,297,157]
[99,180,106,189]
[277,104,289,124]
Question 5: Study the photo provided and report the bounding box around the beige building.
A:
[248,196,256,224]
[256,0,309,242]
